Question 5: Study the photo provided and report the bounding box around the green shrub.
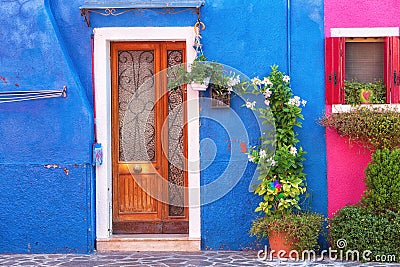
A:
[362,149,400,213]
[250,212,325,252]
[328,149,400,263]
[320,107,400,150]
[329,205,400,262]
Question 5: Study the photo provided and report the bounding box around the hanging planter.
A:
[167,21,243,98]
[188,77,211,91]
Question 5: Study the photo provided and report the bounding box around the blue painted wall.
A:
[290,0,326,216]
[0,0,326,252]
[0,0,94,253]
[199,0,326,250]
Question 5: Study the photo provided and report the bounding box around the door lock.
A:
[133,165,142,173]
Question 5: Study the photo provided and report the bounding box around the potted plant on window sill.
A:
[344,80,386,105]
[242,66,325,257]
[331,79,397,114]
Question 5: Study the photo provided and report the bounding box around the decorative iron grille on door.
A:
[112,42,188,234]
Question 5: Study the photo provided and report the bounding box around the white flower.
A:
[267,157,277,166]
[262,77,273,86]
[263,89,272,98]
[288,96,301,107]
[259,149,267,159]
[227,75,240,87]
[289,146,297,155]
[245,101,256,109]
[301,99,307,107]
[283,75,290,83]
[251,77,262,86]
[248,154,255,162]
[264,99,270,106]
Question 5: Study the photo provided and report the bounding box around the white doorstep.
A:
[96,234,201,251]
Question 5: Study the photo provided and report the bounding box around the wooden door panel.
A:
[111,42,163,225]
[111,41,188,234]
[113,221,163,234]
[113,221,189,234]
[116,173,159,216]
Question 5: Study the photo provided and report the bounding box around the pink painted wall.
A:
[325,106,370,217]
[325,1,400,216]
[325,0,400,37]
[326,127,370,216]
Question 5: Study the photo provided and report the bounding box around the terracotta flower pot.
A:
[268,231,296,258]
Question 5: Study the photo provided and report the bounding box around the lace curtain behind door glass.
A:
[118,50,156,162]
[167,50,185,216]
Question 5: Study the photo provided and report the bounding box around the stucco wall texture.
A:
[0,0,94,253]
[0,0,326,253]
[324,0,400,216]
[325,0,400,37]
[199,0,326,250]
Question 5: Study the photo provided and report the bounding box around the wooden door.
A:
[111,42,188,234]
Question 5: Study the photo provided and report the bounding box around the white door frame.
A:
[93,27,200,240]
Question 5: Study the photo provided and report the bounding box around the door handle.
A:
[333,71,337,86]
[155,165,160,170]
[133,165,142,173]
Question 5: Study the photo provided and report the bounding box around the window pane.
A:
[345,42,384,83]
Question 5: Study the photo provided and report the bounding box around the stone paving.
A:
[0,251,398,267]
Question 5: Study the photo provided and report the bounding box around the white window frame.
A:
[330,27,400,112]
[331,27,399,37]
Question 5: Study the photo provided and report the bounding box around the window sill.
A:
[332,104,400,113]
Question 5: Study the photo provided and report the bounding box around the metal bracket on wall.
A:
[79,1,205,27]
[0,86,67,104]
